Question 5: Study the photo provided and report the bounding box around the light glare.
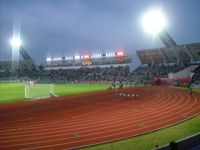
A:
[46,57,51,61]
[142,9,167,34]
[11,37,21,48]
[116,51,124,56]
[74,55,80,60]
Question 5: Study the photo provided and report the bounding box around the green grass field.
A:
[0,83,110,103]
[0,83,25,102]
[54,83,110,96]
[0,83,200,150]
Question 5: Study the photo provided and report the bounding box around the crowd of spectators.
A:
[0,60,199,85]
[132,64,186,77]
[127,64,188,84]
[0,60,130,83]
[191,66,200,85]
[45,57,131,68]
[41,66,129,83]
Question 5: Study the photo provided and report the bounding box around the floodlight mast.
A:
[10,37,38,70]
[142,9,177,48]
[158,30,177,48]
[11,37,22,49]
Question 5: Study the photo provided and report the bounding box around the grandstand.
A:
[1,35,200,150]
[1,2,200,149]
[40,51,131,83]
[136,42,200,65]
[191,66,200,85]
[0,60,37,81]
[1,44,200,85]
[44,50,132,70]
[0,50,132,83]
[132,42,200,85]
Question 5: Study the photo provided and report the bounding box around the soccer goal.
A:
[25,83,55,99]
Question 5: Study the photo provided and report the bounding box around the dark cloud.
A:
[0,0,200,64]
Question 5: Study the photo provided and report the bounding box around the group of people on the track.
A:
[109,78,194,97]
[111,80,123,89]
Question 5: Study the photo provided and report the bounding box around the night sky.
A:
[0,0,200,65]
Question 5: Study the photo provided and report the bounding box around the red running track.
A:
[0,86,200,150]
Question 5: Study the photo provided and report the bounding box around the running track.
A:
[0,86,200,150]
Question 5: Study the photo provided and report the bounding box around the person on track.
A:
[119,81,123,89]
[187,83,193,96]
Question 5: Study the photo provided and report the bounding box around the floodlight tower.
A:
[10,36,21,71]
[10,36,38,71]
[142,9,177,48]
[11,37,22,49]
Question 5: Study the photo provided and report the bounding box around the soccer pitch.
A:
[0,83,110,103]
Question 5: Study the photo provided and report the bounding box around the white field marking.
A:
[0,90,195,136]
[0,114,194,148]
[0,92,181,141]
[0,97,123,129]
[20,115,199,150]
[17,93,199,150]
[2,111,200,150]
[0,92,170,139]
[25,116,199,150]
[0,90,183,138]
[0,92,189,135]
[2,101,186,142]
[0,92,198,144]
[0,89,180,137]
[1,91,118,117]
[0,95,198,145]
[0,117,38,125]
[2,89,156,123]
[0,91,164,135]
[0,93,131,126]
[0,91,163,133]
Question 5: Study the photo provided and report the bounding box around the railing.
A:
[154,132,200,150]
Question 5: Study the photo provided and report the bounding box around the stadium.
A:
[0,1,200,150]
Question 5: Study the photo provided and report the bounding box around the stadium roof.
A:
[136,42,200,65]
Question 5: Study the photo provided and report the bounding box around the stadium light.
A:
[46,57,52,61]
[142,9,167,35]
[10,37,22,49]
[52,57,62,61]
[116,51,124,57]
[91,54,95,58]
[106,53,115,57]
[83,54,90,59]
[65,56,73,60]
[74,55,80,60]
[92,54,102,59]
[105,53,110,57]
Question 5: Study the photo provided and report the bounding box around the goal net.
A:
[25,83,55,99]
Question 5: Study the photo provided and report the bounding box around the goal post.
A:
[25,83,55,99]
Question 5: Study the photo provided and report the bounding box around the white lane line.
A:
[0,91,163,133]
[1,112,199,149]
[0,91,164,136]
[0,91,197,144]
